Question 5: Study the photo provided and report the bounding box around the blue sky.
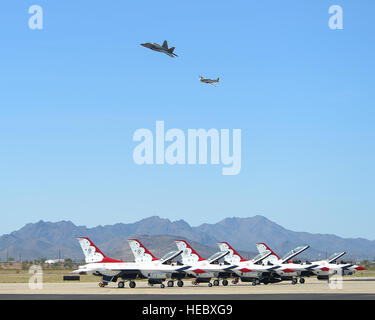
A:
[0,1,374,239]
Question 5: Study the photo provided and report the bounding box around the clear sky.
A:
[0,1,374,239]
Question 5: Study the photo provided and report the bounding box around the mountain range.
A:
[0,215,374,262]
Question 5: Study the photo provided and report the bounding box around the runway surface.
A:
[1,293,375,300]
[0,278,374,300]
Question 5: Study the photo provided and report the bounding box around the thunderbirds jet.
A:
[303,252,366,280]
[72,237,189,288]
[256,243,310,265]
[175,240,236,287]
[141,40,178,58]
[255,242,312,284]
[199,76,220,87]
[256,243,366,282]
[217,242,302,285]
[127,239,188,287]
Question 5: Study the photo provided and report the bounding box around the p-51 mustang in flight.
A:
[199,75,220,87]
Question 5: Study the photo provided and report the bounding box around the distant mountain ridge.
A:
[0,215,374,261]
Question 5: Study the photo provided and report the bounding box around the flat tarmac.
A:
[0,277,374,299]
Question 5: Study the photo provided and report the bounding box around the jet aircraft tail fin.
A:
[256,242,281,264]
[175,240,205,264]
[127,239,159,263]
[162,40,168,49]
[217,242,247,263]
[77,237,123,264]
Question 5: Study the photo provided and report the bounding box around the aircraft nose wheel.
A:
[292,278,297,285]
[208,282,213,287]
[160,283,165,288]
[118,281,125,288]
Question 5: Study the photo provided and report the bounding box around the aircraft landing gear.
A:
[299,278,305,284]
[177,280,184,287]
[167,280,174,287]
[129,281,136,288]
[232,277,239,285]
[117,281,125,288]
[291,278,297,285]
[213,279,220,286]
[160,283,165,288]
[222,279,228,286]
[208,282,213,287]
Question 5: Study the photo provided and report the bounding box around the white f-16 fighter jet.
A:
[71,237,190,288]
[256,243,366,282]
[303,252,366,280]
[217,242,304,285]
[127,238,187,287]
[175,240,236,287]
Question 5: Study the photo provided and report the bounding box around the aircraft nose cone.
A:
[356,266,366,271]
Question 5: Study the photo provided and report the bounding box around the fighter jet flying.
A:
[140,40,178,58]
[199,76,220,87]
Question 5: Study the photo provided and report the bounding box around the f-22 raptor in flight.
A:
[141,40,178,58]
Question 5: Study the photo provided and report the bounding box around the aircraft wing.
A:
[70,268,88,275]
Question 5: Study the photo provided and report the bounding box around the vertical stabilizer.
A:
[175,240,205,264]
[256,242,280,264]
[127,239,159,263]
[217,242,247,264]
[77,237,122,264]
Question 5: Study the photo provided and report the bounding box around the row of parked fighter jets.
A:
[72,237,366,288]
